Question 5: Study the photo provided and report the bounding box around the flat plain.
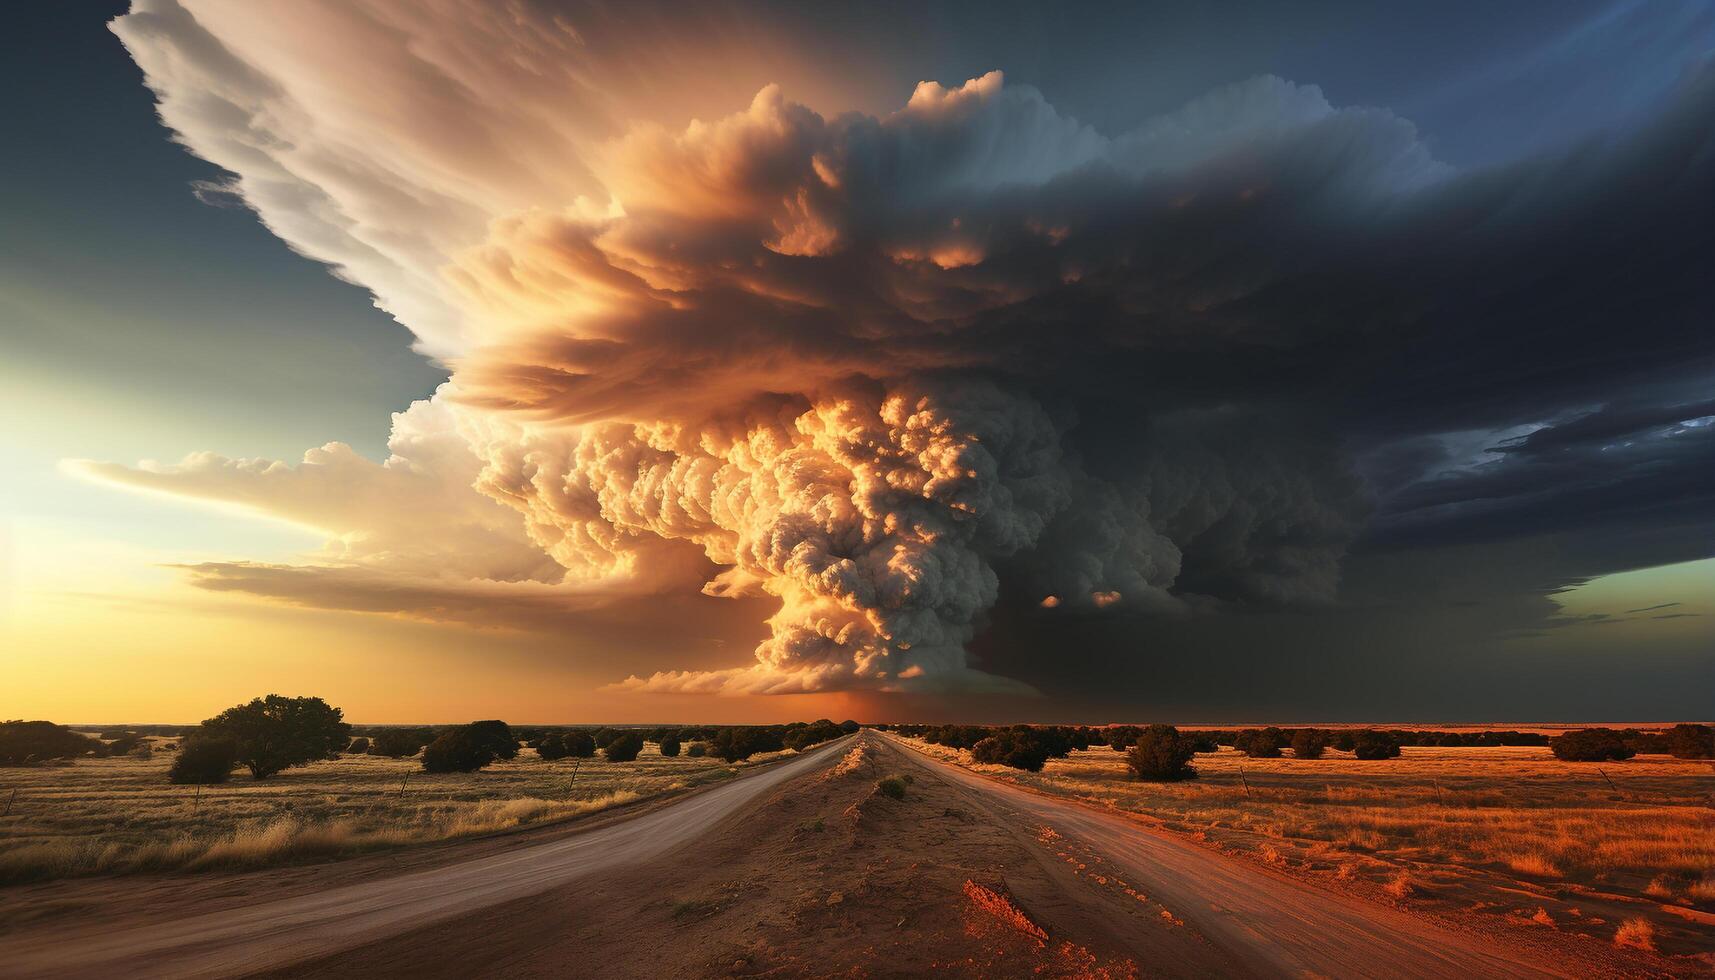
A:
[900,734,1715,963]
[0,736,786,887]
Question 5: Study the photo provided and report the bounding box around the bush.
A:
[169,736,239,784]
[1234,728,1284,758]
[1352,731,1401,760]
[0,721,103,766]
[658,735,681,757]
[1331,731,1357,752]
[876,775,907,799]
[564,731,596,758]
[464,721,519,761]
[346,737,371,755]
[194,695,350,779]
[537,735,569,761]
[603,732,644,762]
[687,742,707,757]
[422,727,502,773]
[969,730,1050,772]
[1125,725,1197,782]
[1550,729,1635,762]
[1666,724,1714,760]
[369,729,428,758]
[1291,730,1327,759]
[710,727,781,763]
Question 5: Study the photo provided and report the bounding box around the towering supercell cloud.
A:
[108,0,1573,694]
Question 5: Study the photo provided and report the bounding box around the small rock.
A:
[826,891,844,906]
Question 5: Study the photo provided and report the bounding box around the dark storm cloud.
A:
[106,0,1713,708]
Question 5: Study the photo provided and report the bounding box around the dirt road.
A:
[878,733,1573,979]
[0,738,851,980]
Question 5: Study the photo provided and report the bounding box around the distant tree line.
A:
[875,722,1715,777]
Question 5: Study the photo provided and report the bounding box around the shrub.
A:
[1291,730,1327,759]
[464,721,519,761]
[169,736,239,784]
[564,731,596,758]
[603,732,644,762]
[1331,731,1357,752]
[195,695,351,779]
[369,729,427,757]
[0,721,103,766]
[537,735,569,761]
[969,730,1050,772]
[1234,728,1284,758]
[1125,725,1197,782]
[876,775,907,799]
[346,737,371,755]
[686,742,707,757]
[422,727,502,773]
[1666,723,1714,760]
[658,735,681,757]
[709,727,781,763]
[839,720,861,733]
[1352,731,1401,760]
[1550,729,1634,762]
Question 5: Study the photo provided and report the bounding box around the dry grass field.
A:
[0,736,791,885]
[900,735,1715,960]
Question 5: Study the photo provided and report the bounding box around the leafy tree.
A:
[1125,725,1197,782]
[169,736,239,784]
[710,727,780,763]
[537,735,569,761]
[1291,730,1327,759]
[0,720,104,766]
[564,731,596,758]
[970,730,1050,772]
[839,720,861,733]
[369,729,428,758]
[464,721,519,761]
[686,742,708,757]
[423,729,495,773]
[1550,728,1635,762]
[1666,724,1714,760]
[1331,731,1357,752]
[1234,728,1285,758]
[198,695,351,779]
[346,737,371,755]
[1352,731,1401,760]
[603,732,644,762]
[657,734,681,757]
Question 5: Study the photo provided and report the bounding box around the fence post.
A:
[399,772,411,799]
[568,759,582,794]
[1596,767,1619,794]
[3,788,16,817]
[1237,762,1252,800]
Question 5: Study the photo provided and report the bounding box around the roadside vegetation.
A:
[0,706,856,885]
[885,723,1715,958]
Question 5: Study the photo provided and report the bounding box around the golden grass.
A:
[0,739,789,884]
[1614,917,1657,951]
[900,738,1715,909]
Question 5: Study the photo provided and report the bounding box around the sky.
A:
[1,0,1710,725]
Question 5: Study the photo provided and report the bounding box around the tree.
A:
[0,720,103,766]
[1331,731,1357,752]
[710,727,780,763]
[1125,725,1197,782]
[658,734,681,757]
[423,727,499,773]
[564,731,596,758]
[1352,731,1401,760]
[346,737,371,755]
[686,742,708,757]
[1550,729,1634,762]
[198,695,351,779]
[464,721,518,761]
[1234,728,1284,758]
[370,729,427,758]
[970,730,1050,772]
[604,732,644,762]
[537,735,569,761]
[1291,730,1327,760]
[1666,724,1714,760]
[169,736,239,784]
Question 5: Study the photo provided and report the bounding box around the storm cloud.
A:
[95,0,1715,699]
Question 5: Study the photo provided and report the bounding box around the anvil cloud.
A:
[94,0,1715,697]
